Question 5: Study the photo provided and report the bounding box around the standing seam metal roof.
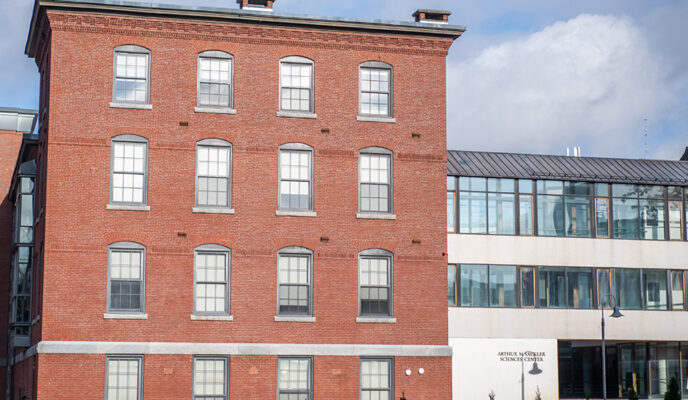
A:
[447,150,688,186]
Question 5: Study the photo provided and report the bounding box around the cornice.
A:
[46,11,453,56]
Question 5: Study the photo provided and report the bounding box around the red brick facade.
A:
[13,3,462,398]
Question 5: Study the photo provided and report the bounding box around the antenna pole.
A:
[644,118,648,159]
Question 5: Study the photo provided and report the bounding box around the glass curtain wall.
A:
[537,181,593,237]
[459,177,516,235]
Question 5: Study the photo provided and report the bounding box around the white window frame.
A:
[107,241,146,314]
[193,244,231,316]
[112,45,151,105]
[358,249,393,318]
[195,139,232,211]
[109,135,149,206]
[358,147,393,214]
[359,61,393,118]
[193,356,229,400]
[277,247,313,317]
[278,56,315,115]
[196,50,234,112]
[278,143,314,212]
[105,355,144,400]
[277,357,312,400]
[359,357,394,400]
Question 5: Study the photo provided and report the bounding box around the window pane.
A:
[668,201,682,240]
[489,265,518,308]
[537,180,563,195]
[596,198,610,238]
[518,179,533,194]
[448,265,456,306]
[537,195,564,236]
[671,271,684,310]
[459,192,487,234]
[278,358,310,397]
[519,195,533,235]
[565,196,592,237]
[642,269,668,310]
[447,176,456,191]
[488,193,515,235]
[487,178,515,193]
[566,268,593,309]
[194,358,227,397]
[612,184,639,198]
[460,265,488,307]
[639,199,665,240]
[595,183,609,197]
[447,192,456,232]
[538,267,567,308]
[107,358,140,400]
[521,267,534,307]
[598,269,611,308]
[612,198,639,239]
[360,358,391,400]
[615,269,642,310]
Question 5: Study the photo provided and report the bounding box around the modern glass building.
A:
[446,150,688,399]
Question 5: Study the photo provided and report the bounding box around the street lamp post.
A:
[601,294,624,400]
[521,350,542,400]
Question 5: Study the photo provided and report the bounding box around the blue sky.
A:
[2,0,687,159]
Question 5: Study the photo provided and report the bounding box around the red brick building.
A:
[7,0,464,398]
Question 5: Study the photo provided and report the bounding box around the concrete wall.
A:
[448,234,688,270]
[450,338,558,400]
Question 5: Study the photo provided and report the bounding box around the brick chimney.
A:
[237,0,275,11]
[681,146,688,161]
[413,9,451,24]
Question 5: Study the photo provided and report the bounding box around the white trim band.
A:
[18,341,452,358]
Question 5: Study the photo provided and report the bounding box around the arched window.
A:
[110,135,148,206]
[195,139,232,210]
[107,241,146,313]
[194,244,231,316]
[278,143,314,212]
[358,249,393,317]
[112,45,150,105]
[197,50,234,110]
[358,147,393,214]
[359,61,393,117]
[277,246,313,316]
[279,56,314,113]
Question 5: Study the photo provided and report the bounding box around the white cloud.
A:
[447,14,671,157]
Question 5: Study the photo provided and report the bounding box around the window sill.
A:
[356,317,396,324]
[356,213,396,220]
[276,111,317,119]
[274,316,316,323]
[193,207,235,214]
[190,315,234,321]
[103,313,148,320]
[107,204,151,212]
[109,102,152,110]
[194,106,236,115]
[276,210,317,217]
[357,116,396,123]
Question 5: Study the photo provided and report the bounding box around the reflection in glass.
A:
[521,267,534,307]
[447,192,455,232]
[671,271,684,310]
[567,268,593,309]
[448,265,456,306]
[460,265,488,307]
[598,269,611,308]
[668,201,682,240]
[538,267,567,308]
[613,198,639,239]
[488,193,515,234]
[642,269,668,310]
[565,196,592,237]
[639,199,665,240]
[596,198,610,238]
[519,195,533,235]
[537,195,565,236]
[460,191,487,233]
[489,265,518,308]
[615,269,642,310]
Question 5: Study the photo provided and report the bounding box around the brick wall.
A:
[30,8,454,398]
[0,129,23,397]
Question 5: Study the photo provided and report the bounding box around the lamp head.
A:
[610,305,624,318]
[529,361,543,375]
